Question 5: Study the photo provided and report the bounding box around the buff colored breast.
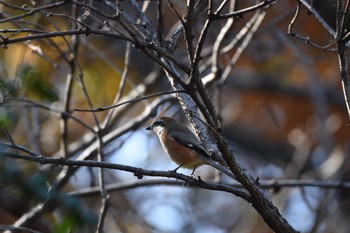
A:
[158,130,206,169]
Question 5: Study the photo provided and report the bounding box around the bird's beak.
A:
[145,125,153,131]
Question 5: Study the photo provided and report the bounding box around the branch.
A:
[336,0,350,121]
[298,0,337,37]
[68,178,350,198]
[149,1,298,231]
[0,144,250,201]
[0,29,93,47]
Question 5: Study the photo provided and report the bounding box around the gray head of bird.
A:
[146,117,176,135]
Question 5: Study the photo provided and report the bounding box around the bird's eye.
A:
[153,120,164,127]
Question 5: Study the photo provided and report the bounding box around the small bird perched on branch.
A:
[146,116,236,179]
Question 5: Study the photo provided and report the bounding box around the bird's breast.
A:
[158,131,206,169]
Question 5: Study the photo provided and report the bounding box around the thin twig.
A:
[211,0,277,20]
[3,98,95,132]
[73,90,186,112]
[103,42,132,129]
[60,3,80,159]
[157,0,164,42]
[210,0,236,83]
[3,127,14,144]
[287,1,336,51]
[0,224,42,233]
[221,10,266,84]
[95,137,110,233]
[0,0,68,24]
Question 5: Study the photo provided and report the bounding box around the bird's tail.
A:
[206,159,236,180]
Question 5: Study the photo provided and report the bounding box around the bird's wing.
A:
[169,129,236,180]
[168,129,212,160]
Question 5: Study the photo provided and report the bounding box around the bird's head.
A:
[146,117,176,134]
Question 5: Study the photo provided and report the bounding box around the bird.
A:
[146,116,236,179]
